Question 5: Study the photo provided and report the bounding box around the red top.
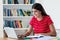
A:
[29,16,53,34]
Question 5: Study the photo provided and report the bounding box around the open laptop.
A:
[4,27,27,38]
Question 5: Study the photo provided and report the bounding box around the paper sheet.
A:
[25,35,53,40]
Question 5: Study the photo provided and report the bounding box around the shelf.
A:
[3,16,32,20]
[3,4,32,11]
[14,28,28,30]
[3,4,33,5]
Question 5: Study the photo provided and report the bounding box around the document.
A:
[25,35,53,40]
[35,36,52,40]
[24,35,44,39]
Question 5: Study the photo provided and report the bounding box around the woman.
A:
[19,3,56,37]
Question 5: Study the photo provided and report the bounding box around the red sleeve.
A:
[47,16,53,25]
[29,17,34,26]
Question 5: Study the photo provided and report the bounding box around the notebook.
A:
[24,35,53,40]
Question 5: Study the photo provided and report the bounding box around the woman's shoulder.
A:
[31,16,36,19]
[43,15,51,20]
[30,16,35,21]
[44,15,50,18]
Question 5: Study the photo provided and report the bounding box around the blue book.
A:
[20,9,25,16]
[30,0,34,4]
[9,21,14,28]
[3,8,6,16]
[14,0,19,4]
[8,21,10,27]
[17,9,24,16]
[4,20,9,27]
[8,0,12,4]
[7,9,11,16]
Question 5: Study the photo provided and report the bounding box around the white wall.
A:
[36,0,60,29]
[0,0,3,38]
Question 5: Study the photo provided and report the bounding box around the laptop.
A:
[4,27,27,38]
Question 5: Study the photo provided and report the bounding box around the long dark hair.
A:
[32,3,48,16]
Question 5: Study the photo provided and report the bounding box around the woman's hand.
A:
[17,34,26,38]
[21,34,26,38]
[17,35,21,38]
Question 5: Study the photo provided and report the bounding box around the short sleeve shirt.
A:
[29,16,53,34]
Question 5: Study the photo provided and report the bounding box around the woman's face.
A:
[32,9,42,18]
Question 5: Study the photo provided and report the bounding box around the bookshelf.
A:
[3,0,35,37]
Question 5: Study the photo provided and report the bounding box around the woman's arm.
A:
[21,25,33,37]
[40,23,57,37]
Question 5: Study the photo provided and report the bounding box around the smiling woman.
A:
[19,3,57,38]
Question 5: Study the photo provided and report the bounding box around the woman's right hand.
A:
[18,34,26,38]
[17,35,21,38]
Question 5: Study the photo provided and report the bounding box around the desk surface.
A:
[0,38,17,40]
[0,37,58,40]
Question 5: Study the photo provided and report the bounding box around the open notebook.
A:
[4,27,27,38]
[25,35,55,40]
[24,35,53,40]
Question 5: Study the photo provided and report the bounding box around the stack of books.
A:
[3,8,32,16]
[4,20,22,28]
[3,0,35,4]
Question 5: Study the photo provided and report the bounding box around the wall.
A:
[0,0,3,38]
[36,0,60,29]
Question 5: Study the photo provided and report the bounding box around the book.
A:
[4,20,8,27]
[15,20,18,28]
[19,9,25,16]
[27,10,31,16]
[10,9,14,16]
[8,0,13,4]
[22,10,28,16]
[9,20,14,28]
[24,35,52,40]
[24,0,29,4]
[13,21,16,28]
[18,0,24,4]
[7,9,11,16]
[17,9,24,16]
[5,0,8,4]
[15,20,22,28]
[11,9,17,16]
[14,0,19,4]
[3,8,6,16]
[30,0,35,4]
[3,0,5,4]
